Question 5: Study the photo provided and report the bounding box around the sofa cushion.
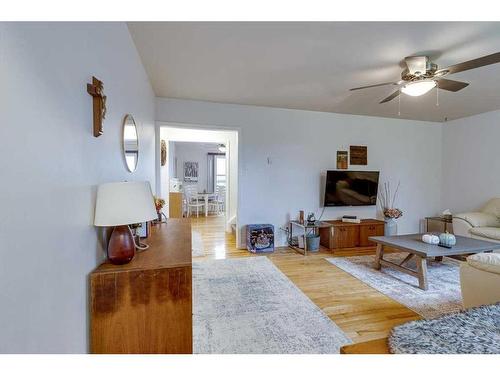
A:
[454,212,500,228]
[467,252,500,275]
[481,198,500,218]
[470,226,500,241]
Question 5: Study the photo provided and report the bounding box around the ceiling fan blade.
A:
[436,78,469,92]
[350,82,399,91]
[436,52,500,76]
[380,90,400,104]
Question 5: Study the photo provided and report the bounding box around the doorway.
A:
[157,124,239,258]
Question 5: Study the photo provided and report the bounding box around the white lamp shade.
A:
[94,181,157,227]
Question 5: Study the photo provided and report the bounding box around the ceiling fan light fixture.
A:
[401,80,437,97]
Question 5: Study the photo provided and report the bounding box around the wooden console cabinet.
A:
[90,219,192,354]
[169,192,184,218]
[319,219,384,250]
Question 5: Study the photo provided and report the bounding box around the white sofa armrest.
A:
[460,262,500,308]
[453,212,499,228]
[467,253,500,275]
[452,217,473,237]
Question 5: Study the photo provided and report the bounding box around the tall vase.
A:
[384,218,398,236]
[107,225,135,264]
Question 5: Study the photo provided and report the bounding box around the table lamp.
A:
[94,181,157,264]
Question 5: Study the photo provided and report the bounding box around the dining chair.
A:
[208,192,220,215]
[208,185,225,215]
[184,185,204,217]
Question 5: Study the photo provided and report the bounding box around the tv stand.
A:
[319,219,384,251]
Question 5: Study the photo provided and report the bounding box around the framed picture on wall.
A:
[350,145,368,165]
[184,161,199,182]
[336,151,348,169]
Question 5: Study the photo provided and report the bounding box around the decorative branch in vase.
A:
[379,181,403,236]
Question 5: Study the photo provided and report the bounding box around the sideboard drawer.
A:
[333,226,360,248]
[359,224,384,247]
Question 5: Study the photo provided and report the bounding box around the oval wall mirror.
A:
[123,114,139,172]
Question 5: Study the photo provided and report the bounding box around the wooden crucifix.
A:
[87,76,107,137]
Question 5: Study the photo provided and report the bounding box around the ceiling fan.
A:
[350,52,500,103]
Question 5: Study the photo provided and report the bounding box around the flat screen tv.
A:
[324,170,380,207]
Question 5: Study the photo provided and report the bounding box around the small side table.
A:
[425,216,453,232]
[288,220,332,255]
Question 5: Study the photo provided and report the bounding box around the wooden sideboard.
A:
[319,219,384,250]
[90,219,192,354]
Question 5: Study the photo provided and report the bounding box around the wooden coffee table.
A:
[369,234,500,290]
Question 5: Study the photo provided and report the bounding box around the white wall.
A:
[173,142,222,193]
[0,23,156,353]
[442,109,500,212]
[156,98,443,247]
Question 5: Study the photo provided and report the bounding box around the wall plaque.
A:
[349,146,367,165]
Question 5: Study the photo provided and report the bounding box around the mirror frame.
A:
[122,114,139,173]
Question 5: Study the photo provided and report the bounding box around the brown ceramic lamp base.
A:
[108,225,135,265]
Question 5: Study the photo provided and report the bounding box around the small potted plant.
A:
[379,181,403,236]
[153,196,166,223]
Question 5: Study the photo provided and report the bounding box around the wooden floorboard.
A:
[190,215,419,344]
[341,338,390,354]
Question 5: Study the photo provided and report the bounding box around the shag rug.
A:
[191,230,204,257]
[389,302,500,354]
[193,257,352,353]
[327,253,463,319]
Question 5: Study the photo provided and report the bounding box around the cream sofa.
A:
[460,252,500,308]
[453,198,500,246]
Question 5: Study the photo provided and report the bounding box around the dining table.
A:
[196,192,216,216]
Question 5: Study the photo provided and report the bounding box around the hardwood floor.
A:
[190,215,419,344]
[190,215,247,259]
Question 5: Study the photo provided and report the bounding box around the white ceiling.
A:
[128,22,500,122]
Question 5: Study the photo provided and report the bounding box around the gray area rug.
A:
[389,302,500,354]
[193,257,352,353]
[191,230,204,257]
[327,253,463,319]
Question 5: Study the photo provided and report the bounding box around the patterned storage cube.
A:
[246,224,274,253]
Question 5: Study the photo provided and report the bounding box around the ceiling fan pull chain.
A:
[398,89,401,116]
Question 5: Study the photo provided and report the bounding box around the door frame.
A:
[156,121,240,246]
